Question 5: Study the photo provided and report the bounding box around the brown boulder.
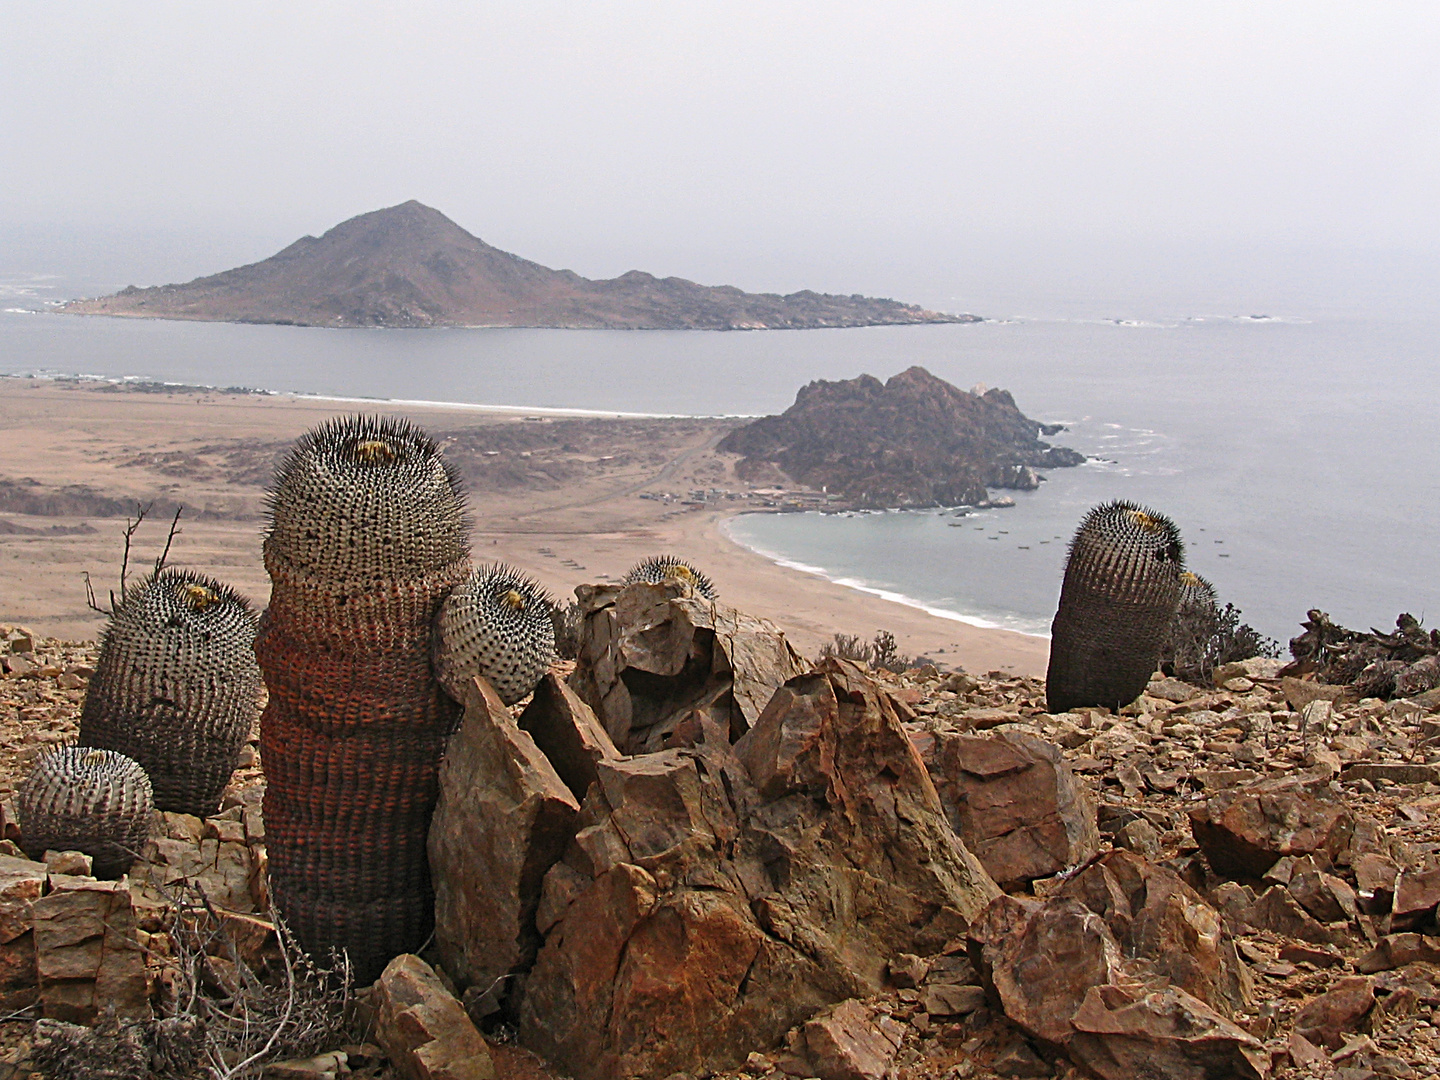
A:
[519,659,999,1080]
[430,677,581,1012]
[1067,984,1268,1080]
[0,853,47,1012]
[1188,768,1354,880]
[1357,933,1440,973]
[1243,885,1340,946]
[803,999,906,1080]
[919,729,1098,889]
[1291,975,1374,1049]
[1391,865,1440,931]
[1057,851,1252,1017]
[373,954,495,1080]
[31,877,150,1023]
[568,582,807,753]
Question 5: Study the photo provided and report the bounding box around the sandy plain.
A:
[0,379,1048,675]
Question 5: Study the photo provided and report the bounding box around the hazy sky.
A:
[4,2,1438,307]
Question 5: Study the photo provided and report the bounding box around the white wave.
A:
[720,516,1049,638]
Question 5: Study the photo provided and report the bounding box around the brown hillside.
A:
[61,201,976,330]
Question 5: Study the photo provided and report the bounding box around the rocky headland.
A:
[59,202,976,331]
[717,365,1084,508]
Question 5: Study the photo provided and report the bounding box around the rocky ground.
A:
[2,616,1439,1079]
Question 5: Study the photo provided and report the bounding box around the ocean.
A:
[3,262,1438,647]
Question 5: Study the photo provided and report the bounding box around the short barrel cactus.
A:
[19,747,154,878]
[1046,500,1185,712]
[255,415,470,982]
[434,564,556,706]
[622,555,717,600]
[79,568,262,817]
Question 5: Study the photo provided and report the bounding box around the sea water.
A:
[2,269,1438,646]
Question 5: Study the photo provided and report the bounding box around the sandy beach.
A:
[0,378,1047,675]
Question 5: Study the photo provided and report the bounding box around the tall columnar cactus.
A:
[19,747,154,878]
[79,569,262,817]
[622,555,718,600]
[1046,500,1185,713]
[255,415,470,982]
[433,564,556,706]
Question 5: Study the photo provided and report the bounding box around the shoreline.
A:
[0,379,1048,676]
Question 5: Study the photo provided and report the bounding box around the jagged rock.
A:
[430,677,580,1007]
[518,659,998,1080]
[1292,976,1375,1049]
[568,581,807,753]
[373,954,495,1080]
[31,877,149,1023]
[802,999,905,1080]
[1188,768,1354,880]
[1391,866,1440,931]
[922,983,988,1017]
[918,729,1098,889]
[1244,885,1340,945]
[968,892,1266,1078]
[1056,850,1252,1017]
[1353,853,1401,915]
[1066,985,1268,1080]
[0,853,47,1011]
[518,673,622,801]
[1287,855,1358,923]
[1357,933,1440,973]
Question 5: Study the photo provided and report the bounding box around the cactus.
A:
[621,555,717,600]
[255,415,470,982]
[79,568,262,817]
[1046,500,1185,712]
[434,564,556,706]
[19,747,154,878]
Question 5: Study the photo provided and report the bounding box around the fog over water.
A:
[2,3,1438,647]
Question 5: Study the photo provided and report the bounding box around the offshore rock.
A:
[920,729,1099,889]
[518,659,998,1080]
[429,677,580,1007]
[569,581,807,754]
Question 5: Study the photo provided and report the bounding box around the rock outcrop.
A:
[716,367,1082,508]
[517,658,999,1080]
[60,201,972,331]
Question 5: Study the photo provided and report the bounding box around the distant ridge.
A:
[61,201,977,330]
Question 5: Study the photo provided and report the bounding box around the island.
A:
[717,365,1083,508]
[59,201,978,331]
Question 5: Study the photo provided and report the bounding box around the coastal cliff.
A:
[717,365,1083,508]
[60,201,976,331]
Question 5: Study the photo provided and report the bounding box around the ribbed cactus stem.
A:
[434,564,556,706]
[621,555,717,600]
[256,414,470,983]
[79,568,261,817]
[1046,500,1185,712]
[19,747,154,878]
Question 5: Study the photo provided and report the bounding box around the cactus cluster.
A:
[19,747,154,878]
[79,568,262,817]
[622,555,717,600]
[1046,500,1185,713]
[256,415,471,982]
[434,563,556,706]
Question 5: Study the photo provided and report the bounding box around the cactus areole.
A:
[256,415,471,982]
[1046,499,1185,713]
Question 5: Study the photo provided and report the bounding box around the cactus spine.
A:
[621,555,717,600]
[79,568,261,817]
[1046,500,1185,713]
[433,564,556,706]
[256,415,470,982]
[19,747,154,878]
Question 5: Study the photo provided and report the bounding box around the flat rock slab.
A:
[31,877,149,1024]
